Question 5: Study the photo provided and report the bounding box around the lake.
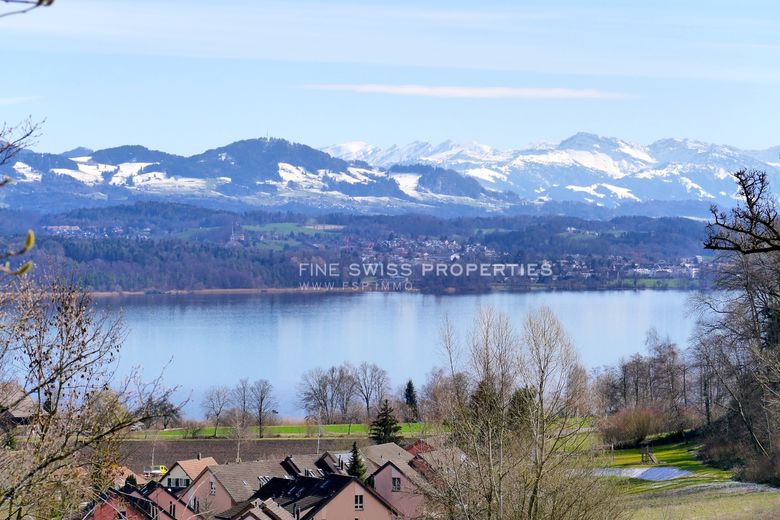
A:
[102,290,698,418]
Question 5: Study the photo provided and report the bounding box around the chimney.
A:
[197,453,202,460]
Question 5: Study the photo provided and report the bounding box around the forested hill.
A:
[4,202,711,293]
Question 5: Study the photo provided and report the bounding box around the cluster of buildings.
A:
[42,225,152,239]
[38,220,711,289]
[343,236,496,265]
[556,255,707,282]
[87,440,453,520]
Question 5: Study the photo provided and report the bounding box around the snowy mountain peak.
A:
[4,133,780,216]
[323,133,780,208]
[321,141,378,162]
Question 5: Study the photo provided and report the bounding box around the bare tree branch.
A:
[0,0,54,20]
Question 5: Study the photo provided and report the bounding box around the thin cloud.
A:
[304,84,627,99]
[0,96,38,106]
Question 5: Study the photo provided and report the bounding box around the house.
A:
[360,443,425,519]
[360,443,416,474]
[279,453,345,478]
[215,498,294,520]
[243,474,400,520]
[0,383,36,428]
[410,446,468,482]
[404,439,437,457]
[85,485,175,520]
[183,460,292,516]
[141,481,196,520]
[162,455,218,490]
[367,461,424,519]
[111,466,148,489]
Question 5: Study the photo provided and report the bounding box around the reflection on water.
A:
[99,291,697,417]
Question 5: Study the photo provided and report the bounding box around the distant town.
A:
[18,202,713,294]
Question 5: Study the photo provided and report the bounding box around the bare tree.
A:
[0,279,174,519]
[705,169,780,254]
[231,378,251,429]
[694,168,780,474]
[298,367,335,424]
[419,307,623,520]
[353,361,389,419]
[563,362,590,417]
[298,363,357,424]
[0,118,39,170]
[0,118,39,275]
[249,378,276,438]
[225,408,251,463]
[0,0,54,19]
[420,366,468,424]
[332,364,357,421]
[202,386,230,437]
[180,419,203,439]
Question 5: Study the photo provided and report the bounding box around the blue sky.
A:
[2,0,780,155]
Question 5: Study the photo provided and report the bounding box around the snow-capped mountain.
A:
[1,133,778,216]
[326,133,780,209]
[0,138,520,214]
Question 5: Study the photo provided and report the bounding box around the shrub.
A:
[181,420,203,439]
[598,407,665,446]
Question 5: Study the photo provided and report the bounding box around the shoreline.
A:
[89,284,704,298]
[89,287,379,298]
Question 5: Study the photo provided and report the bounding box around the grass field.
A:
[129,421,436,440]
[242,223,333,236]
[610,442,733,494]
[603,441,780,518]
[627,486,780,520]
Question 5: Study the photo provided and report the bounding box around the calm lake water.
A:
[101,290,698,418]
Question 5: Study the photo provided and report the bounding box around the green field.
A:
[242,223,333,236]
[610,442,732,494]
[602,441,780,518]
[627,487,780,520]
[130,421,436,440]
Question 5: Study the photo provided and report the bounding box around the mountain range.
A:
[2,133,778,217]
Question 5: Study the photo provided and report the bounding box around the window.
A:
[184,478,190,487]
[392,477,401,492]
[354,494,364,511]
[209,480,216,496]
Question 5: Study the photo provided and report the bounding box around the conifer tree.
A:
[404,380,419,421]
[346,441,366,480]
[370,399,403,444]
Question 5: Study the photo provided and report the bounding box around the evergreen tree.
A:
[404,380,419,421]
[370,399,403,444]
[508,386,536,431]
[346,441,366,480]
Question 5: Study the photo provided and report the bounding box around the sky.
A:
[2,0,780,155]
